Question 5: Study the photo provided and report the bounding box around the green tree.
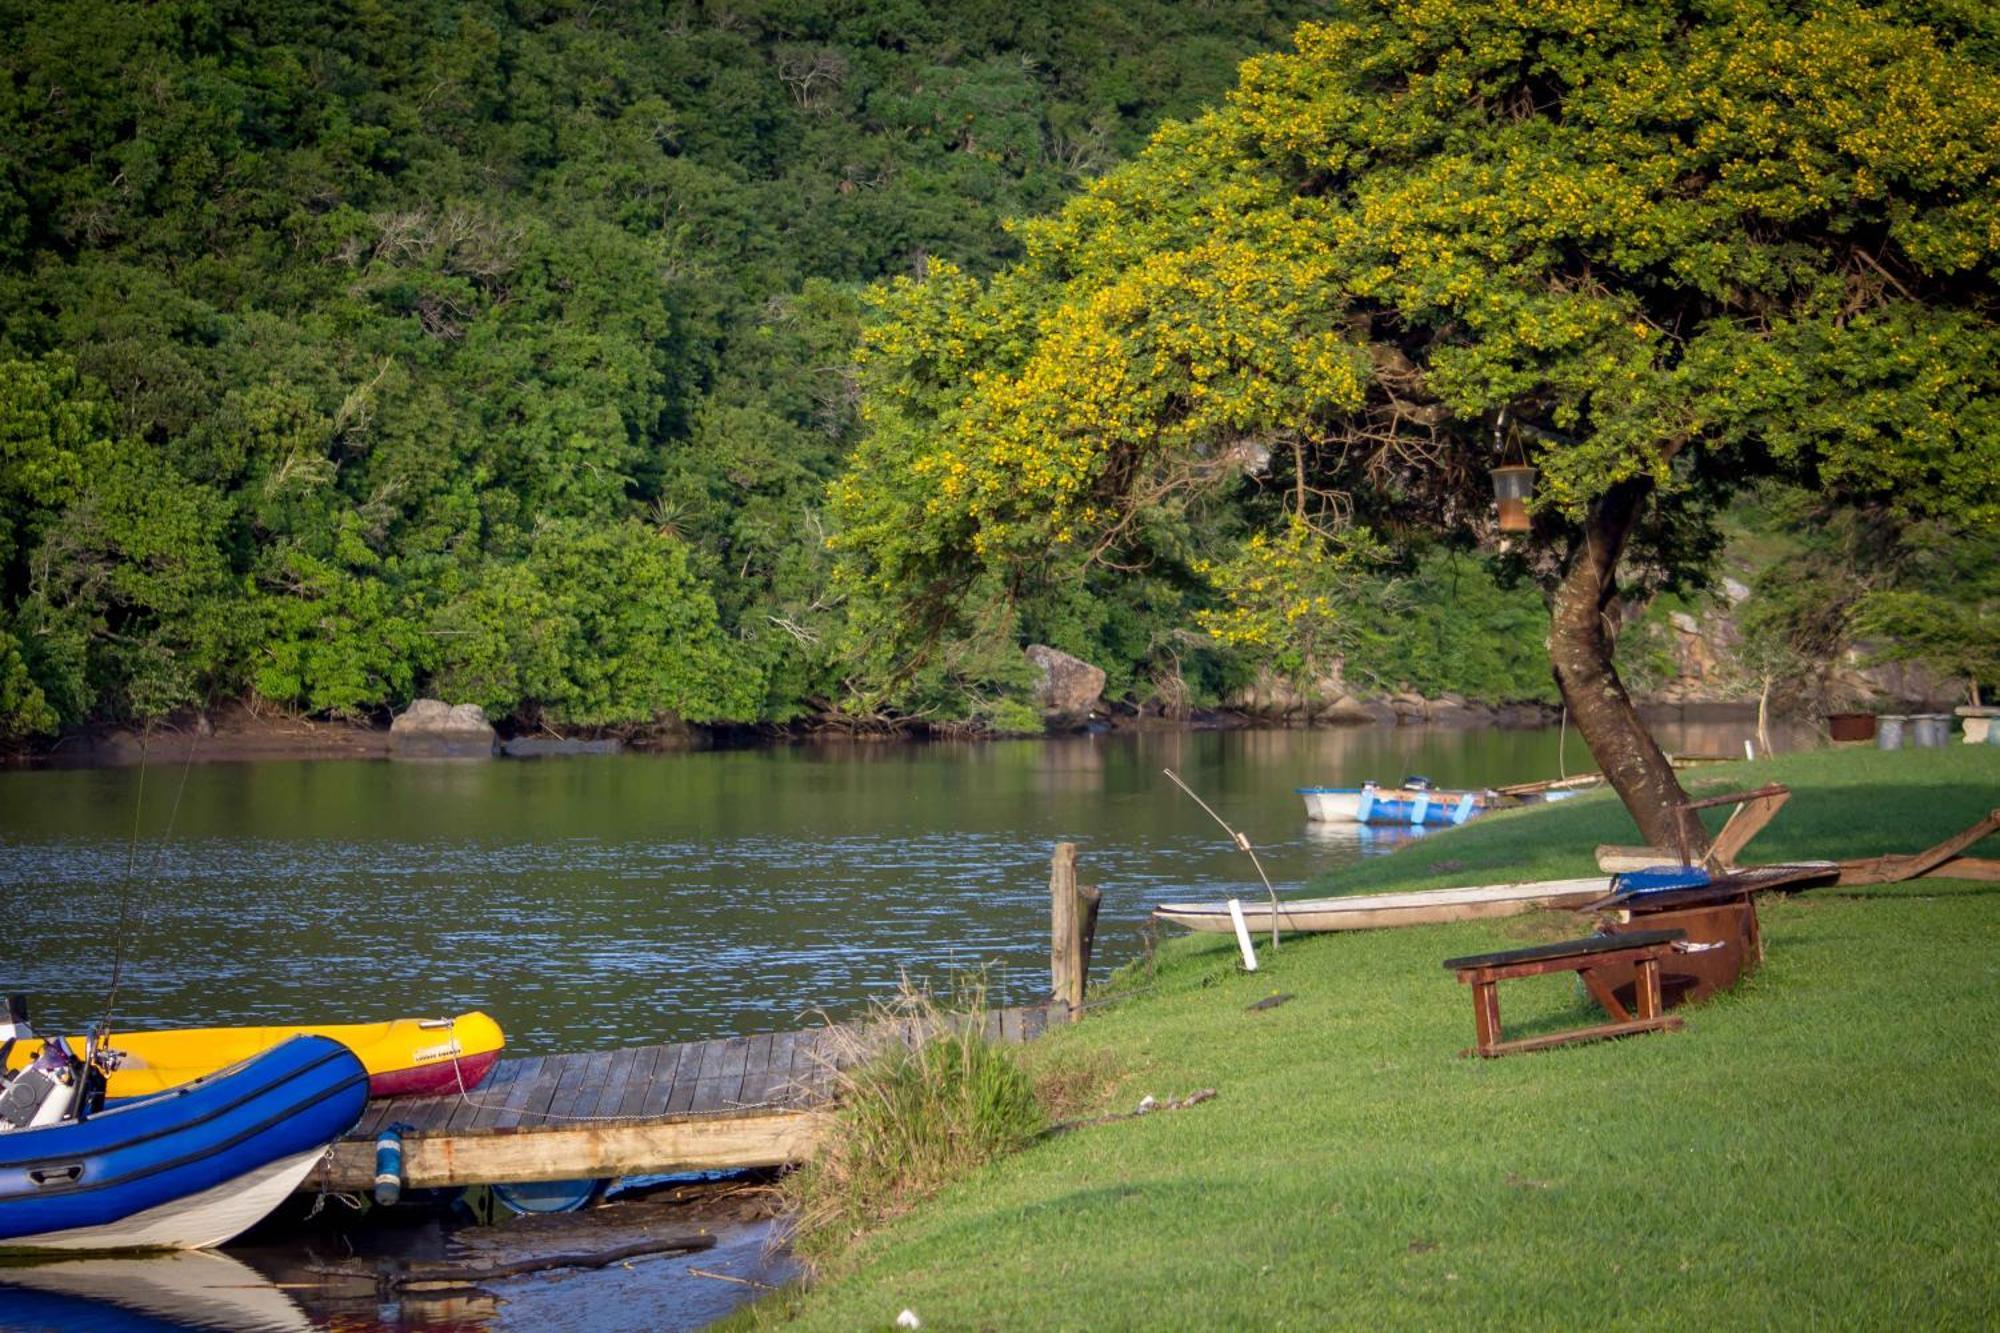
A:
[832,3,2000,845]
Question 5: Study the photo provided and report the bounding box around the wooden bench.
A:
[1442,929,1686,1058]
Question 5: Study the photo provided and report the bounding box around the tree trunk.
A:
[1546,477,1704,854]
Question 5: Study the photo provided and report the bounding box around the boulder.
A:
[391,699,497,759]
[501,736,624,759]
[1024,645,1107,719]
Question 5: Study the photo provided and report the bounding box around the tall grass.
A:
[781,985,1046,1267]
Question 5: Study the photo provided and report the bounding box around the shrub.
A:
[782,988,1045,1266]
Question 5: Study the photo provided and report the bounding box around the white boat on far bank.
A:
[1153,876,1608,934]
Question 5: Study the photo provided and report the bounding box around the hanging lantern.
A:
[1489,464,1538,533]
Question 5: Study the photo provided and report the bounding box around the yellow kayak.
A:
[5,1011,504,1100]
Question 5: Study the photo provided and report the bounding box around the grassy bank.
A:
[736,745,2000,1328]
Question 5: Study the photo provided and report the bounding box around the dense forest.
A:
[0,0,1330,740]
[3,2,1993,746]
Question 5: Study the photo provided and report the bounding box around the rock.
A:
[1023,645,1106,719]
[390,698,497,759]
[1320,694,1377,724]
[1669,610,1701,635]
[1427,697,1488,727]
[501,737,624,759]
[1721,577,1752,605]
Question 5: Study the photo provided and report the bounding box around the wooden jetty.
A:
[308,842,1098,1193]
[305,1004,1057,1192]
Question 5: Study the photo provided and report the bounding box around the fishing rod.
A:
[87,720,203,1111]
[1162,767,1282,950]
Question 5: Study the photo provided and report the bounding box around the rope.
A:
[1161,767,1283,950]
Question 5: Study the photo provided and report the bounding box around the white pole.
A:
[1227,898,1259,972]
[1744,739,1755,761]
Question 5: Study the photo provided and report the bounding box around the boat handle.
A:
[29,1163,82,1186]
[418,1019,454,1029]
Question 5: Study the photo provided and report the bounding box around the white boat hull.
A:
[1301,790,1363,822]
[1154,877,1608,934]
[12,1147,324,1252]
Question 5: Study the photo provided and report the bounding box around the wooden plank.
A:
[687,1077,737,1115]
[663,1042,711,1116]
[1020,1003,1048,1042]
[752,1032,796,1105]
[391,1092,459,1136]
[636,1041,700,1119]
[787,1030,840,1105]
[544,1049,617,1126]
[1838,810,2000,884]
[735,1033,780,1105]
[1470,1015,1682,1059]
[491,1054,570,1131]
[471,1056,547,1133]
[572,1046,643,1122]
[440,1058,526,1134]
[309,1109,831,1191]
[997,1007,1022,1045]
[1704,789,1788,869]
[678,1037,752,1116]
[611,1043,666,1121]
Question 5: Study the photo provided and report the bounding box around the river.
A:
[0,719,1787,1328]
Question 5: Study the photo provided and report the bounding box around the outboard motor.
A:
[0,1036,81,1132]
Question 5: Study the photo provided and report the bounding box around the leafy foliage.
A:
[0,0,1316,738]
[831,1,2000,710]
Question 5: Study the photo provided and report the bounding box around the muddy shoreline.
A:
[0,697,1774,770]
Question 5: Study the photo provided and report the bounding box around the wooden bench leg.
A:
[1634,957,1663,1022]
[1578,967,1633,1023]
[1472,980,1501,1056]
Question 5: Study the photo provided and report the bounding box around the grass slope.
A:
[742,745,2000,1329]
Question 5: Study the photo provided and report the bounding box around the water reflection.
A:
[0,1251,309,1331]
[0,722,1797,1056]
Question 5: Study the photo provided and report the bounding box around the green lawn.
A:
[740,745,2000,1329]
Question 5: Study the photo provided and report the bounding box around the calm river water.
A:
[0,721,1778,1054]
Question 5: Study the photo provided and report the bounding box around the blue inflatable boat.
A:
[0,1032,367,1252]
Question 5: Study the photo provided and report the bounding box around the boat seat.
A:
[1442,929,1686,1058]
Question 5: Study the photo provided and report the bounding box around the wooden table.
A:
[1443,929,1686,1058]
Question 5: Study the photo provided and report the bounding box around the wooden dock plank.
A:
[632,1040,696,1120]
[743,1031,795,1106]
[573,1046,643,1122]
[733,1033,775,1106]
[442,1057,528,1134]
[611,1043,665,1121]
[662,1040,712,1116]
[490,1054,569,1131]
[543,1049,616,1126]
[464,1056,544,1133]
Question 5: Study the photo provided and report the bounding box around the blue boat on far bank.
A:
[1298,775,1588,827]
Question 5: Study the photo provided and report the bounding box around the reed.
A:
[781,982,1045,1267]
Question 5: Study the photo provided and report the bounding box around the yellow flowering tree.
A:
[832,1,2000,846]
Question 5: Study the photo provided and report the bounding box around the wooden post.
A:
[1050,842,1081,1022]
